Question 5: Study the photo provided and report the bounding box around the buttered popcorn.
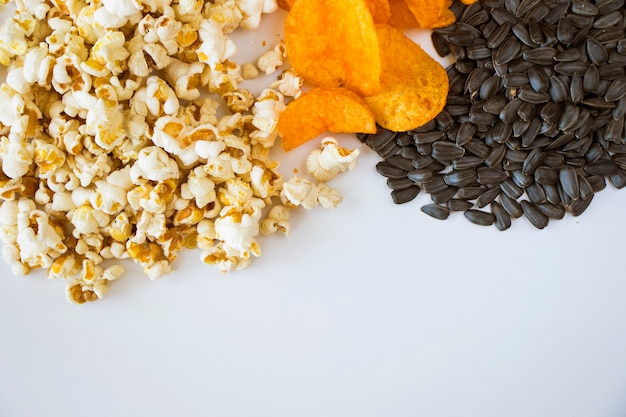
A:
[0,0,360,304]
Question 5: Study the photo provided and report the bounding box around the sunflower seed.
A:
[407,168,435,183]
[504,0,519,12]
[431,186,459,204]
[599,62,625,79]
[491,201,512,230]
[557,17,575,44]
[495,37,522,64]
[611,97,626,118]
[499,192,523,218]
[587,38,609,65]
[367,129,396,150]
[523,46,557,64]
[518,85,551,103]
[549,75,570,102]
[521,148,546,175]
[387,177,415,191]
[421,175,448,193]
[554,61,589,75]
[511,169,534,188]
[543,183,561,204]
[491,7,518,25]
[447,199,474,211]
[477,187,501,207]
[528,65,550,92]
[587,174,607,192]
[527,182,547,204]
[567,73,584,103]
[468,44,493,60]
[444,169,478,187]
[537,202,566,219]
[386,155,415,171]
[480,75,502,100]
[583,64,601,93]
[605,78,626,102]
[558,104,581,132]
[515,0,541,17]
[452,155,484,171]
[597,0,625,14]
[391,185,421,204]
[487,21,512,49]
[500,178,525,199]
[569,195,594,216]
[376,162,407,179]
[458,186,488,199]
[535,166,559,185]
[421,204,450,220]
[522,117,543,147]
[584,159,619,175]
[521,200,549,228]
[593,10,623,29]
[578,174,594,200]
[555,48,583,62]
[604,117,625,142]
[485,143,508,167]
[476,166,508,185]
[464,209,496,226]
[500,98,524,123]
[609,169,626,188]
[593,27,625,44]
[559,165,580,199]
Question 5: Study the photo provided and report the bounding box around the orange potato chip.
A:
[278,87,377,151]
[432,6,456,28]
[363,24,448,132]
[403,0,453,28]
[387,0,419,29]
[279,0,390,23]
[284,0,381,96]
[366,0,392,23]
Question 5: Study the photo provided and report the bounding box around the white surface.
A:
[2,8,626,417]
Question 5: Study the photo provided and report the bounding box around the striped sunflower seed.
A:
[491,201,512,231]
[537,202,566,219]
[521,200,550,229]
[500,193,524,218]
[421,204,450,220]
[476,187,501,207]
[464,209,496,226]
[569,195,594,216]
[559,165,580,199]
[391,185,421,204]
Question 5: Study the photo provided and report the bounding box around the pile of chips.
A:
[276,0,475,151]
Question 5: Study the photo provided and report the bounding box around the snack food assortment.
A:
[0,0,362,303]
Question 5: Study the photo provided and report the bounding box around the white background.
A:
[2,8,626,417]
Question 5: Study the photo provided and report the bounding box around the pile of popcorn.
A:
[0,0,360,303]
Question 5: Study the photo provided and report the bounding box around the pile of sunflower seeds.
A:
[358,0,626,230]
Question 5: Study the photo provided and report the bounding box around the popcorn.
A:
[145,76,179,116]
[250,88,285,147]
[164,58,204,101]
[0,0,357,304]
[130,146,180,183]
[257,42,286,75]
[236,0,277,30]
[280,175,343,209]
[16,199,67,269]
[270,68,303,98]
[197,19,237,68]
[260,204,290,236]
[305,137,360,182]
